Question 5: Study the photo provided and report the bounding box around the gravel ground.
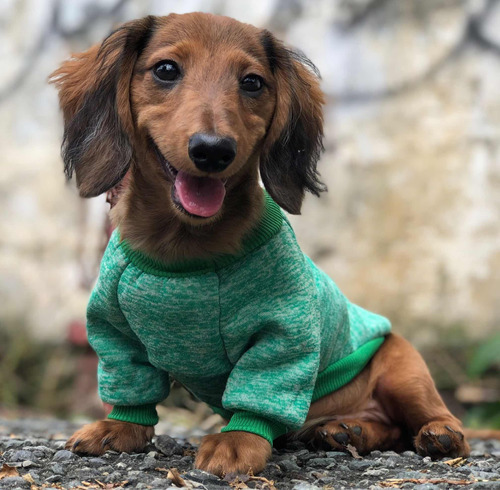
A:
[0,418,499,489]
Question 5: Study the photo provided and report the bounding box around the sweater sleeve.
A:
[87,233,170,425]
[220,319,321,444]
[220,249,322,445]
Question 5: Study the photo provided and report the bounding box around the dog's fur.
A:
[52,13,471,476]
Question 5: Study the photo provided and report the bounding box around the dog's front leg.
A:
[66,419,154,455]
[195,431,271,477]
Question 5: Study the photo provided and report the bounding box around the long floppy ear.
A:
[49,16,156,197]
[260,31,326,214]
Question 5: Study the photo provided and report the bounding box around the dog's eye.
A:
[240,74,264,94]
[153,60,181,83]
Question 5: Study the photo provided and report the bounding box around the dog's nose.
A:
[188,133,236,172]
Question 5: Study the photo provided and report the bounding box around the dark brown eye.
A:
[240,74,264,94]
[153,60,181,83]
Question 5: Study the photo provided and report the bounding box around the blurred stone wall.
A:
[1,0,499,344]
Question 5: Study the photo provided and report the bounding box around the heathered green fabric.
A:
[88,192,391,445]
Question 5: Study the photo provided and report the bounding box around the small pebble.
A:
[155,434,184,456]
[0,476,30,488]
[52,450,77,462]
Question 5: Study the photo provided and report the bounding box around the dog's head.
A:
[50,13,325,220]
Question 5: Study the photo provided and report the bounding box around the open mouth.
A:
[152,141,226,219]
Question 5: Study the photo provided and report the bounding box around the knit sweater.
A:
[87,192,391,445]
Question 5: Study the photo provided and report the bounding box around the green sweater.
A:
[88,192,391,445]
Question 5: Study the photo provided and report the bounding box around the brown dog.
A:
[51,13,470,476]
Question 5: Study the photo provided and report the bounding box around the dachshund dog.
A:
[51,13,470,476]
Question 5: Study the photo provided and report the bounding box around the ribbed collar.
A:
[119,191,283,276]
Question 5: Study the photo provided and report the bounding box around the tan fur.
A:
[195,432,272,477]
[65,420,154,454]
[294,334,470,458]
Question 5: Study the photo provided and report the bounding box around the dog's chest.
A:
[118,271,234,377]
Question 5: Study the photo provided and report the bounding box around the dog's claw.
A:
[339,422,349,430]
[445,425,464,440]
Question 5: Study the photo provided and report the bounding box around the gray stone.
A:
[401,450,421,458]
[2,441,23,450]
[325,451,348,458]
[4,450,33,462]
[413,485,440,490]
[73,467,101,480]
[308,457,334,467]
[204,485,232,490]
[125,470,145,485]
[470,468,497,479]
[184,469,222,483]
[354,480,371,488]
[87,457,106,466]
[25,471,41,484]
[278,459,302,472]
[349,459,378,470]
[155,435,184,456]
[395,470,431,480]
[48,462,65,475]
[472,450,487,457]
[138,456,158,470]
[150,478,171,488]
[292,484,321,490]
[0,476,29,488]
[364,468,389,476]
[469,483,500,489]
[377,450,400,458]
[52,450,77,462]
[103,471,124,483]
[29,446,55,458]
[44,475,62,484]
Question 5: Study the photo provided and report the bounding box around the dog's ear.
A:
[259,31,326,214]
[49,16,156,197]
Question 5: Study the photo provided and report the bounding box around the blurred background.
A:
[0,0,499,434]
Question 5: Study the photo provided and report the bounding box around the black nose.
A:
[188,133,237,172]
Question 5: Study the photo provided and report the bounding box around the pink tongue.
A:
[174,170,226,217]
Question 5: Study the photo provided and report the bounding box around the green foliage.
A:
[464,402,500,429]
[467,333,500,379]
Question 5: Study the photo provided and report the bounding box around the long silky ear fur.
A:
[49,16,155,197]
[260,31,326,214]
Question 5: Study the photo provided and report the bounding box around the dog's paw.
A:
[314,420,367,452]
[195,432,271,477]
[312,419,402,454]
[415,421,470,459]
[65,420,154,455]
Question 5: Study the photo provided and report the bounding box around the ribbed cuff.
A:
[221,411,287,446]
[108,404,158,426]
